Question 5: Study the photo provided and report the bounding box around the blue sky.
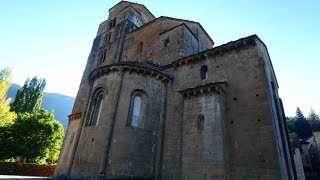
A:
[0,0,319,117]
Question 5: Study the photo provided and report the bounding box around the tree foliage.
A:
[293,107,312,139]
[287,107,320,139]
[0,109,64,164]
[1,76,64,164]
[286,117,295,134]
[308,108,320,129]
[0,68,17,126]
[10,77,46,114]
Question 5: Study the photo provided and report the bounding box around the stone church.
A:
[54,1,296,179]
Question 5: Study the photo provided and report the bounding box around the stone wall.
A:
[181,91,227,179]
[293,148,306,180]
[62,65,169,179]
[54,114,80,176]
[164,36,290,179]
[122,17,213,66]
[70,72,123,178]
[105,72,166,178]
[0,162,55,177]
[313,131,320,151]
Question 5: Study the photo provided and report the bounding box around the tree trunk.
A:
[16,156,26,163]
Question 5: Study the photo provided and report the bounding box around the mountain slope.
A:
[6,83,75,133]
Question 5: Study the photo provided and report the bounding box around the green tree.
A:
[308,108,320,129]
[10,77,46,114]
[0,68,17,126]
[293,107,312,139]
[289,132,298,139]
[296,107,305,120]
[0,109,64,164]
[286,117,295,133]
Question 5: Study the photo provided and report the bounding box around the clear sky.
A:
[0,0,319,117]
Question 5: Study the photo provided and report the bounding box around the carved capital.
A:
[179,82,227,97]
[68,112,82,121]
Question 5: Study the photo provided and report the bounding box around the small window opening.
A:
[200,65,208,80]
[108,18,117,30]
[131,96,142,127]
[164,39,170,47]
[108,21,113,30]
[104,33,111,44]
[137,42,143,53]
[198,114,204,130]
[112,18,117,26]
[99,52,106,64]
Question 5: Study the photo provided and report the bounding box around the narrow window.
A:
[131,96,142,127]
[112,18,117,27]
[164,39,170,47]
[108,18,117,30]
[137,42,143,53]
[128,90,147,128]
[91,94,103,126]
[198,114,204,130]
[99,52,106,64]
[107,33,111,43]
[200,65,208,80]
[108,21,113,30]
[104,33,111,44]
[87,91,104,126]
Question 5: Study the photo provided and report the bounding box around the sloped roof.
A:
[109,1,155,18]
[128,16,214,45]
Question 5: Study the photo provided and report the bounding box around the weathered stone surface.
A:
[293,148,306,180]
[54,1,296,179]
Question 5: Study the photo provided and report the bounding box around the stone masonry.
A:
[54,1,297,179]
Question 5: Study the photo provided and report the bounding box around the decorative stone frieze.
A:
[171,35,258,68]
[88,61,172,85]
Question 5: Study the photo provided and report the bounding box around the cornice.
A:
[169,35,258,68]
[89,62,173,85]
[68,113,82,121]
[179,82,227,97]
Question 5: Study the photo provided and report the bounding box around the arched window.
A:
[91,94,103,125]
[104,33,111,44]
[128,90,147,128]
[131,96,142,127]
[198,114,204,130]
[108,18,117,30]
[200,65,208,80]
[87,90,104,126]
